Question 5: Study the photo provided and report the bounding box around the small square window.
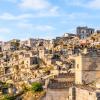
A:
[77,64,79,68]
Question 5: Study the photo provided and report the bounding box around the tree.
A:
[3,94,15,100]
[31,82,43,92]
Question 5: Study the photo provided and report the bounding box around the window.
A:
[77,64,79,69]
[89,92,92,95]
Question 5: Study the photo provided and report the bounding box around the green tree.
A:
[2,95,15,100]
[31,82,43,92]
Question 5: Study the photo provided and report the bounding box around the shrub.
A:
[3,95,15,100]
[31,82,43,92]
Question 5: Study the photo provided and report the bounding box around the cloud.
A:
[66,12,92,19]
[60,12,91,23]
[66,0,100,9]
[88,0,100,9]
[17,22,33,29]
[0,28,11,34]
[34,6,60,17]
[0,9,60,21]
[7,0,17,3]
[18,0,60,17]
[0,0,17,3]
[17,22,55,32]
[0,13,33,20]
[19,0,51,10]
[34,25,55,32]
[65,0,84,6]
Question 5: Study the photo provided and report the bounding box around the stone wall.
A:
[42,89,69,100]
[82,56,100,84]
[69,87,98,100]
[75,54,100,85]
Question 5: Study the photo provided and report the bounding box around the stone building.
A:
[77,26,95,39]
[75,54,100,85]
[68,52,100,100]
[69,86,100,100]
[39,47,45,60]
[2,42,11,51]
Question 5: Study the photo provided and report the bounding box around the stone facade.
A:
[75,54,100,85]
[69,86,100,100]
[77,26,94,39]
[42,89,69,100]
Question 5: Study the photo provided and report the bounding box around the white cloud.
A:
[0,0,17,3]
[67,12,91,19]
[19,0,50,10]
[35,25,55,31]
[0,28,11,34]
[67,0,100,9]
[88,0,100,9]
[18,0,60,17]
[7,0,17,3]
[0,9,60,21]
[17,22,33,29]
[35,7,60,17]
[0,13,33,20]
[0,13,15,20]
[17,22,55,32]
[65,0,84,6]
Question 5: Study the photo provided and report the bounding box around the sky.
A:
[0,0,100,41]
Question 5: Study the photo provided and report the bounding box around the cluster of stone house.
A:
[0,26,99,99]
[68,52,100,100]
